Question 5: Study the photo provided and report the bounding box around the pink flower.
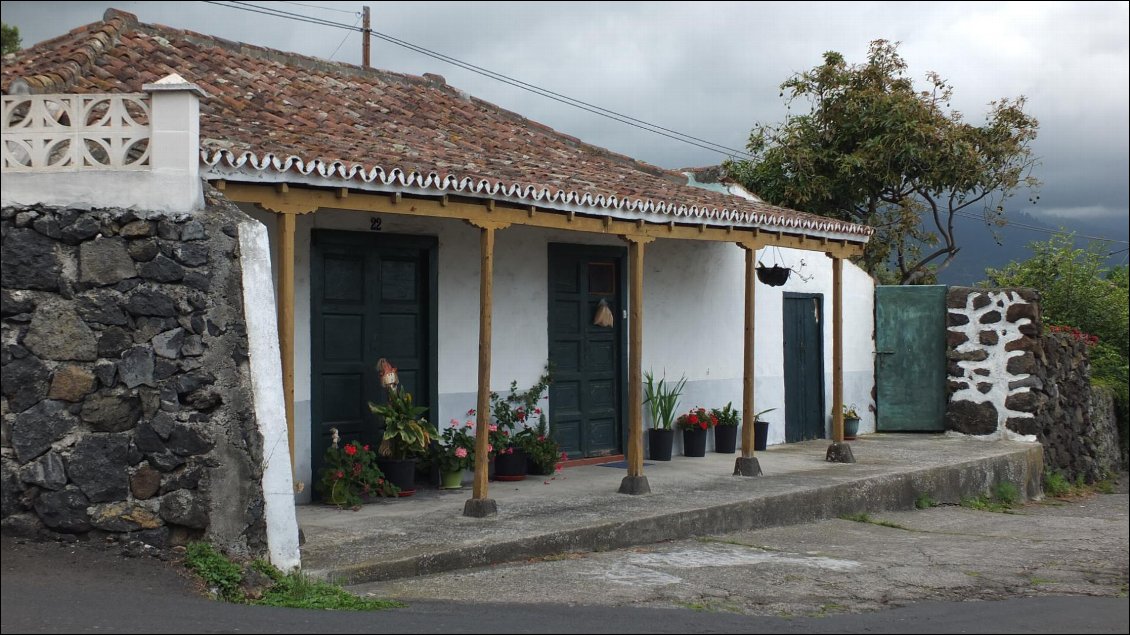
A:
[488,444,494,453]
[454,447,468,458]
[450,418,459,428]
[489,424,498,432]
[467,409,476,416]
[534,408,542,415]
[335,470,344,479]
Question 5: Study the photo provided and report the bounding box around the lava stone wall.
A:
[946,286,1122,482]
[1,190,269,554]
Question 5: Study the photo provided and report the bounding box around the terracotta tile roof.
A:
[2,9,870,241]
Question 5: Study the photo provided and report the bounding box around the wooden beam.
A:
[472,224,496,503]
[831,256,844,443]
[217,182,867,257]
[276,212,298,484]
[741,245,756,458]
[623,235,653,484]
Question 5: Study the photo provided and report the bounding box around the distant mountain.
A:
[934,211,1129,285]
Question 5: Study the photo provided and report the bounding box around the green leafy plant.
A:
[711,402,740,427]
[516,415,565,475]
[914,494,937,509]
[753,407,777,421]
[1043,470,1074,498]
[436,418,475,472]
[370,386,435,460]
[676,406,716,431]
[643,370,687,430]
[316,436,398,507]
[185,542,244,602]
[489,366,552,456]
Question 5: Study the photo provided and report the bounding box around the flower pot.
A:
[844,417,860,441]
[526,456,555,476]
[440,468,464,490]
[683,428,707,457]
[714,425,738,454]
[494,448,527,481]
[754,420,770,451]
[756,264,790,286]
[377,458,417,496]
[648,428,674,461]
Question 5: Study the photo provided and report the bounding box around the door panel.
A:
[310,231,435,484]
[547,244,627,458]
[875,285,946,431]
[783,293,825,442]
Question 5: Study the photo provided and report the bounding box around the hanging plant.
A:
[756,264,791,286]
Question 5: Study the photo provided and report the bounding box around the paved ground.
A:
[298,434,1044,583]
[351,475,1129,619]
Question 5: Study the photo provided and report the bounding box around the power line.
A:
[952,209,1129,245]
[204,1,755,160]
[273,0,359,15]
[328,12,362,61]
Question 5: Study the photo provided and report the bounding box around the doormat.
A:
[597,460,652,469]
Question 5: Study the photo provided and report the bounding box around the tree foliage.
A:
[725,40,1040,284]
[986,233,1128,361]
[1,23,20,55]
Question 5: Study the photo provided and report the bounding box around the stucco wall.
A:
[240,206,875,493]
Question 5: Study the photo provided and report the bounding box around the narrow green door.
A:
[310,231,436,481]
[783,293,825,442]
[875,285,946,431]
[547,244,627,459]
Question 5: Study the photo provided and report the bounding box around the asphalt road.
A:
[2,476,1127,633]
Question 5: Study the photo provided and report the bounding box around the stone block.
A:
[131,465,162,499]
[18,451,67,490]
[80,392,142,432]
[946,399,998,435]
[11,400,77,464]
[66,433,131,503]
[23,303,98,361]
[1,356,51,413]
[79,238,136,287]
[33,486,91,532]
[89,501,163,531]
[1,229,63,291]
[159,489,208,528]
[48,365,96,402]
[118,347,155,389]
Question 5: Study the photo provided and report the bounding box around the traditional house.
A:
[2,9,874,520]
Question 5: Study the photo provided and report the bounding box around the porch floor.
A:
[297,433,1043,584]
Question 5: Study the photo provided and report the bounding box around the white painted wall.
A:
[240,205,875,494]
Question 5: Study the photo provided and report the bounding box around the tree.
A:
[725,40,1040,284]
[1,23,20,55]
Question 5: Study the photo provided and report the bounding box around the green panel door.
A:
[547,244,626,459]
[875,285,946,431]
[311,231,436,482]
[783,293,825,442]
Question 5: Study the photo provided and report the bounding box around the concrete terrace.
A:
[298,434,1043,585]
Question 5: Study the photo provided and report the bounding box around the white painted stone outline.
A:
[238,219,301,572]
[949,291,1035,438]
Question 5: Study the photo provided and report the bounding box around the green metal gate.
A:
[875,285,947,431]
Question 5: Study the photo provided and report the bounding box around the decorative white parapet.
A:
[1,73,206,214]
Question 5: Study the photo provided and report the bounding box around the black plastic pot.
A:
[683,428,707,457]
[756,265,790,286]
[377,458,417,496]
[754,420,770,451]
[714,425,738,454]
[494,448,527,481]
[648,428,674,461]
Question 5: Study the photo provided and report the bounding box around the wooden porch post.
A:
[618,235,652,495]
[735,243,763,476]
[276,212,297,479]
[826,255,855,463]
[465,221,507,517]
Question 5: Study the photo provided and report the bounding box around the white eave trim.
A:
[201,149,871,244]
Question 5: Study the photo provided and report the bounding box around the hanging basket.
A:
[756,265,791,287]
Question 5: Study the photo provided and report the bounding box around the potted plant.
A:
[753,407,776,451]
[316,430,399,508]
[644,370,686,461]
[437,418,475,489]
[489,368,551,481]
[516,416,564,476]
[711,402,740,454]
[840,404,861,440]
[370,382,436,496]
[676,406,715,457]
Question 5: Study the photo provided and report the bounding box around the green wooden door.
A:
[783,293,825,442]
[547,244,627,458]
[875,285,946,431]
[310,231,436,481]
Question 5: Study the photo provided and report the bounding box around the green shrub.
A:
[914,494,937,509]
[185,542,244,602]
[1043,471,1073,498]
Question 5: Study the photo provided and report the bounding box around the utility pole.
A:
[362,6,371,68]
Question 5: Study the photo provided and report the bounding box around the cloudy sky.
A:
[3,1,1128,245]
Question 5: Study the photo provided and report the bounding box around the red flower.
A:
[699,421,708,430]
[689,414,699,424]
[344,444,357,456]
[363,444,371,452]
[335,470,344,479]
